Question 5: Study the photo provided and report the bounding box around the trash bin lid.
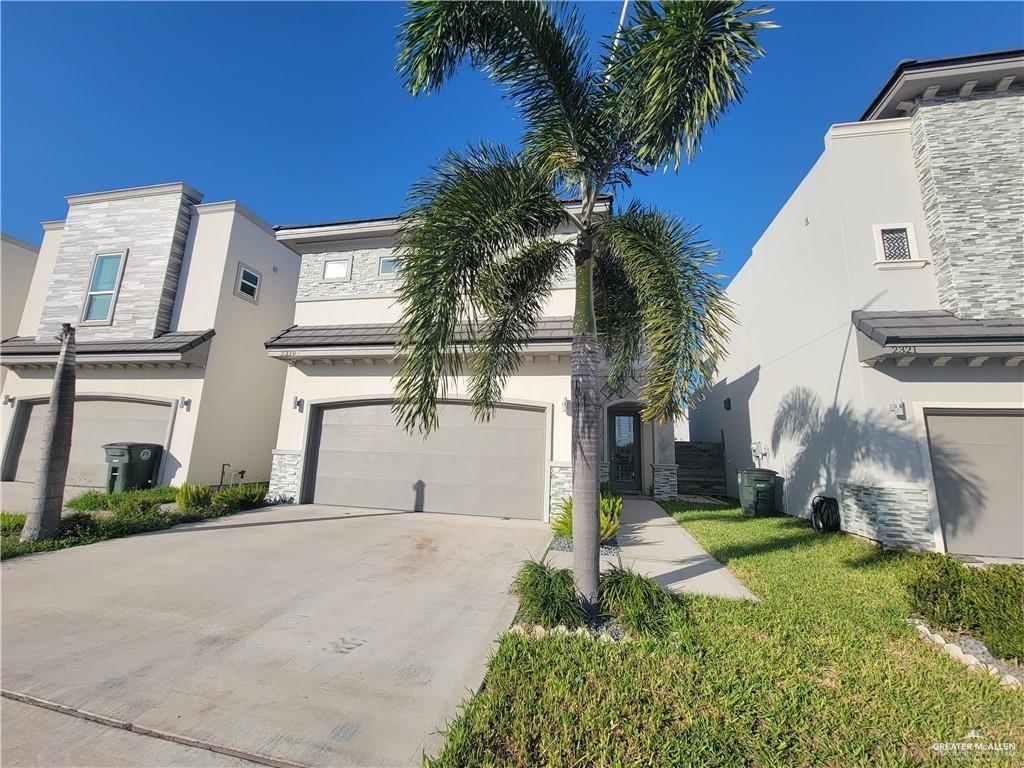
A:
[737,468,778,478]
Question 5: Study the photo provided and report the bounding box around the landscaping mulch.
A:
[548,534,620,556]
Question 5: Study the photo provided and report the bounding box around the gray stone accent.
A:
[269,450,301,503]
[296,245,400,301]
[911,88,1024,319]
[599,462,609,484]
[548,463,572,519]
[652,464,678,502]
[838,482,934,550]
[37,187,202,342]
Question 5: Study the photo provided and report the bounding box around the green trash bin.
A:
[737,468,778,517]
[103,443,163,493]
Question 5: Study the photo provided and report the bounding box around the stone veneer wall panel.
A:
[839,482,934,550]
[37,188,202,342]
[548,463,572,519]
[910,88,1024,319]
[652,464,678,501]
[269,450,301,503]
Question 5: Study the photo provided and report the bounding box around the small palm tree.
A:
[394,0,773,612]
[20,323,76,542]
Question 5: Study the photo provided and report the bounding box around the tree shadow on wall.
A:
[769,387,984,535]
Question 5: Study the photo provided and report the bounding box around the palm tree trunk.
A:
[20,323,76,542]
[571,229,601,615]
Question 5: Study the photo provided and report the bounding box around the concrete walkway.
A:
[2,504,550,767]
[549,499,755,600]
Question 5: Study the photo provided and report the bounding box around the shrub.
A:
[907,552,1024,661]
[551,492,622,543]
[66,490,110,512]
[67,486,178,513]
[599,565,678,637]
[213,484,268,514]
[98,504,172,538]
[59,511,103,540]
[176,483,213,512]
[1,512,26,537]
[512,559,586,629]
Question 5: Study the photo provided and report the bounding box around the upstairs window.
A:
[323,256,352,282]
[378,255,401,277]
[82,251,126,323]
[880,228,912,261]
[872,223,925,269]
[234,262,262,304]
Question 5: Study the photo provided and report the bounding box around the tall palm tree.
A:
[393,0,772,612]
[20,323,76,542]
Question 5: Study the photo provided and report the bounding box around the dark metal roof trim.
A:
[860,48,1024,121]
[0,329,216,357]
[273,195,614,232]
[852,310,1024,346]
[266,317,574,349]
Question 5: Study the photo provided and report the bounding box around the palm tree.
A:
[20,323,76,542]
[393,0,773,613]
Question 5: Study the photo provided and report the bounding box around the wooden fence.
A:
[674,441,726,496]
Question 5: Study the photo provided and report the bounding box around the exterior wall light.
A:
[293,396,305,412]
[179,397,192,410]
[562,397,572,416]
[889,397,906,420]
[1,395,13,406]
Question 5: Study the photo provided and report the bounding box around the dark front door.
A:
[608,410,642,494]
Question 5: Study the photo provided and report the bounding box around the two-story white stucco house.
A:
[264,198,679,521]
[0,182,300,494]
[690,50,1024,561]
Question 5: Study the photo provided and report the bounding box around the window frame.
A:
[234,262,263,304]
[377,254,401,279]
[80,250,128,326]
[872,222,927,270]
[322,255,353,283]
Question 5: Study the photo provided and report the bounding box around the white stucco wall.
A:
[1,234,39,389]
[16,223,62,339]
[181,205,300,485]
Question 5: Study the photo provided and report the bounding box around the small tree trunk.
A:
[571,229,601,615]
[21,323,76,542]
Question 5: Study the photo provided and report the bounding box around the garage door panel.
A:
[13,399,171,487]
[927,410,1023,560]
[313,402,546,520]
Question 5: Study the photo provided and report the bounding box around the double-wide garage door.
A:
[311,401,546,520]
[9,398,171,488]
[926,409,1024,560]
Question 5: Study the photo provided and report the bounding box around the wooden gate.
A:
[674,441,726,496]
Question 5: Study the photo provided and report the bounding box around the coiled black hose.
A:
[810,495,840,532]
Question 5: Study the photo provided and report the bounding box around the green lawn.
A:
[425,502,1024,767]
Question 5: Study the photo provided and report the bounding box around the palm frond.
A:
[470,237,573,419]
[596,202,734,423]
[397,1,602,184]
[606,0,774,170]
[393,143,567,433]
[593,236,642,394]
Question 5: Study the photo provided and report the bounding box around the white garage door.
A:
[311,401,547,520]
[925,409,1024,560]
[13,398,171,488]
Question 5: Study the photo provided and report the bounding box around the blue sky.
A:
[2,2,1022,280]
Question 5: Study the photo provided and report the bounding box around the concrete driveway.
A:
[1,504,550,767]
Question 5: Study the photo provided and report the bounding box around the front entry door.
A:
[608,410,641,494]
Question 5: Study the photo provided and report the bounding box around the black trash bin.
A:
[737,468,778,517]
[103,443,163,493]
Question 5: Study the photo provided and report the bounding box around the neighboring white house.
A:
[0,182,300,491]
[690,50,1024,560]
[265,198,679,521]
[0,234,40,389]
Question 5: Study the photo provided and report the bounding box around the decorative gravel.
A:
[549,535,620,556]
[948,631,1023,679]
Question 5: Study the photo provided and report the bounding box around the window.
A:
[323,256,351,282]
[234,262,262,303]
[378,255,401,277]
[81,251,126,323]
[880,228,912,261]
[872,223,925,269]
